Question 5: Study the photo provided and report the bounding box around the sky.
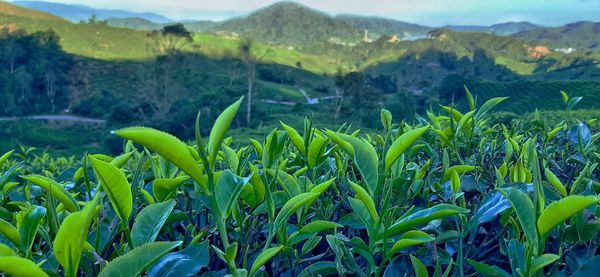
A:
[20,0,600,26]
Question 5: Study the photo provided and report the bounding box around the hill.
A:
[105,17,163,30]
[0,1,63,21]
[211,2,362,46]
[445,22,540,35]
[514,21,600,50]
[12,1,172,23]
[335,15,431,40]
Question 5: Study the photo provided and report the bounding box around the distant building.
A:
[555,47,576,54]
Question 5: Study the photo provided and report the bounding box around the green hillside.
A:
[335,15,431,39]
[514,21,600,50]
[464,80,600,113]
[211,2,362,46]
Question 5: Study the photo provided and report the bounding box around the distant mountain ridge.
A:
[11,1,172,23]
[514,21,600,50]
[6,0,600,51]
[444,22,540,35]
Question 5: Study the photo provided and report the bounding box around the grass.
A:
[495,56,537,75]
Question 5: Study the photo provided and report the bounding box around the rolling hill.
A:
[514,21,600,50]
[335,15,432,40]
[210,2,362,46]
[12,1,172,23]
[0,0,63,20]
[445,22,540,35]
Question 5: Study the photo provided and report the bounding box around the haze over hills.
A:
[12,1,172,23]
[10,0,600,51]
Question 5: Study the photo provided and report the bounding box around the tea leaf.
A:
[0,256,49,277]
[132,200,176,247]
[89,156,132,223]
[99,241,182,277]
[249,245,283,276]
[537,195,598,237]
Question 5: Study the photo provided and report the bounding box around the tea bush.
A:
[0,91,598,276]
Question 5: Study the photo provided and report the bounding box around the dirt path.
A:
[0,115,106,124]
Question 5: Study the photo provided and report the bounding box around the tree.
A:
[135,24,194,121]
[239,39,271,126]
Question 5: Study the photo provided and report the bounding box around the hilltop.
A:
[514,21,600,50]
[0,1,63,21]
[210,2,362,46]
[334,15,432,40]
[12,0,172,23]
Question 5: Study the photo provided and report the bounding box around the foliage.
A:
[0,92,598,276]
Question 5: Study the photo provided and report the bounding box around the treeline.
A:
[0,28,72,115]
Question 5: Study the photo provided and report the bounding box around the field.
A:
[0,95,599,276]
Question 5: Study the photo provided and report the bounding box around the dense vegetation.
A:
[0,93,598,276]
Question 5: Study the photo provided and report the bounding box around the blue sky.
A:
[25,0,600,25]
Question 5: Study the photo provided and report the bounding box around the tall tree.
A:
[239,39,271,126]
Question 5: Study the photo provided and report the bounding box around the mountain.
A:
[444,22,540,35]
[490,22,539,35]
[514,21,600,50]
[211,1,362,46]
[11,1,172,23]
[0,1,63,21]
[335,15,431,40]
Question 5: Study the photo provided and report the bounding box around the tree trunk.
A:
[246,72,253,126]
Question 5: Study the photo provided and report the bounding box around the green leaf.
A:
[299,220,342,234]
[22,175,79,212]
[18,205,46,254]
[152,177,189,202]
[274,193,320,232]
[560,90,569,104]
[0,218,19,247]
[0,150,14,168]
[340,134,379,196]
[131,200,176,247]
[249,245,283,276]
[325,129,354,156]
[450,170,460,194]
[476,97,508,120]
[441,165,475,182]
[99,241,182,277]
[468,259,511,277]
[113,127,205,190]
[207,96,243,164]
[537,195,598,237]
[409,254,428,277]
[215,170,251,219]
[387,204,468,236]
[531,254,560,274]
[280,121,306,156]
[147,241,209,277]
[349,181,378,222]
[110,151,135,168]
[381,109,392,129]
[0,256,49,277]
[385,126,429,173]
[90,156,133,223]
[544,168,567,197]
[298,261,338,277]
[390,231,434,255]
[498,187,538,244]
[307,137,328,168]
[0,243,17,256]
[465,86,475,111]
[54,196,99,277]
